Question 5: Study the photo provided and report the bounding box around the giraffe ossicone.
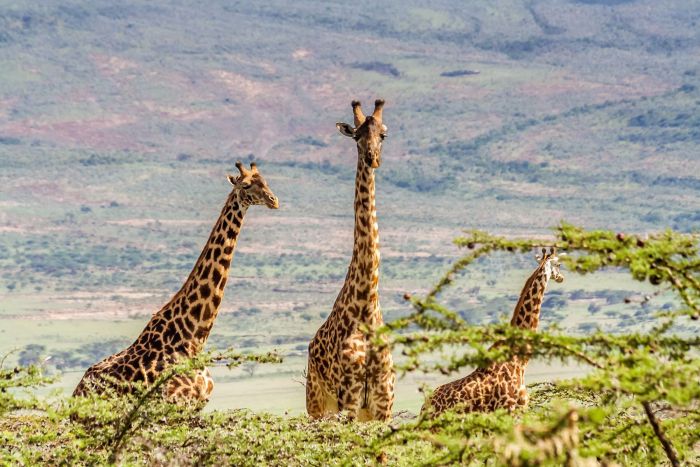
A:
[306,99,395,422]
[423,247,564,416]
[73,162,279,404]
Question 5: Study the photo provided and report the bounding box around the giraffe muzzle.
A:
[365,154,381,168]
[266,194,279,209]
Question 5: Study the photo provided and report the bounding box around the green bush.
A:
[1,224,698,465]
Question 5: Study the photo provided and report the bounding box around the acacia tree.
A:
[1,224,698,465]
[373,223,699,465]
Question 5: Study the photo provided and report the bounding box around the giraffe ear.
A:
[226,174,239,186]
[336,122,355,138]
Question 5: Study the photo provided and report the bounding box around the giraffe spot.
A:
[215,234,225,245]
[163,308,172,320]
[188,293,198,303]
[190,304,202,321]
[202,304,213,321]
[201,264,211,279]
[205,248,212,260]
[143,351,156,366]
[213,248,221,258]
[200,284,211,299]
[212,295,221,308]
[195,327,208,339]
[232,216,241,227]
[223,246,232,255]
[220,258,230,268]
[232,202,239,211]
[227,228,236,239]
[127,368,143,382]
[212,268,222,286]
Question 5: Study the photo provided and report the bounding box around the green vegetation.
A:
[2,224,698,465]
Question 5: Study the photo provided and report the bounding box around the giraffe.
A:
[423,248,564,416]
[73,162,279,403]
[306,99,395,422]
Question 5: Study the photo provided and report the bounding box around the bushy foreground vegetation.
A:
[2,224,698,465]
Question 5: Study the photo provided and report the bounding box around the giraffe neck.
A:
[146,190,248,356]
[510,266,549,331]
[501,266,549,368]
[346,155,380,325]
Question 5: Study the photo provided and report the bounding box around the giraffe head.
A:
[536,247,564,283]
[226,161,279,209]
[336,99,388,168]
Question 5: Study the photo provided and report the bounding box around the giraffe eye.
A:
[380,133,386,140]
[242,183,252,189]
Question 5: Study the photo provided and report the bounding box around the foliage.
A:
[1,224,698,465]
[378,223,699,465]
[0,352,56,416]
[1,349,282,465]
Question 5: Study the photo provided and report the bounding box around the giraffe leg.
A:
[365,349,395,422]
[335,333,369,420]
[306,363,335,419]
[337,370,363,420]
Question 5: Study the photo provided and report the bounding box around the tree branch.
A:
[641,401,680,467]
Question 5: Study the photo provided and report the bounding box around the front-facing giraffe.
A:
[306,99,395,421]
[423,248,564,416]
[73,162,279,403]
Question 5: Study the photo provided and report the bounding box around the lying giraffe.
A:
[423,248,564,416]
[306,99,395,422]
[73,162,279,403]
